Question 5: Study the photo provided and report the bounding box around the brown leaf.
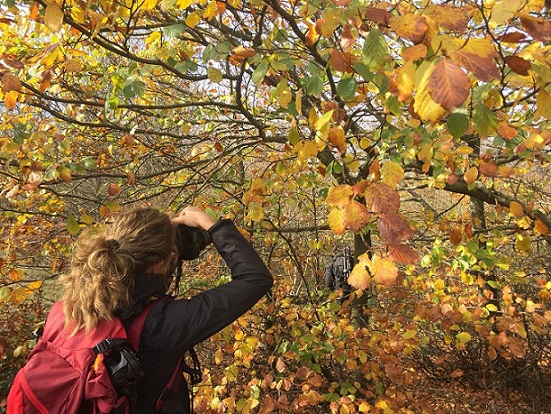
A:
[107,183,121,197]
[499,32,526,43]
[449,226,462,245]
[365,182,400,214]
[232,45,256,59]
[387,243,419,264]
[520,16,551,43]
[453,51,500,82]
[2,58,25,69]
[275,357,286,373]
[505,55,531,76]
[364,7,391,27]
[330,49,353,73]
[428,58,470,111]
[377,213,413,244]
[1,73,22,93]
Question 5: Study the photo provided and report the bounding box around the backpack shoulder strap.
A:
[125,301,156,351]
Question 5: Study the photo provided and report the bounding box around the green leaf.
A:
[66,215,80,235]
[122,80,146,98]
[456,332,472,343]
[288,126,300,145]
[473,104,498,136]
[362,28,388,71]
[354,62,374,82]
[447,112,469,138]
[337,77,357,101]
[252,62,268,85]
[162,24,185,38]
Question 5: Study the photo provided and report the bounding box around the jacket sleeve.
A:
[143,219,273,355]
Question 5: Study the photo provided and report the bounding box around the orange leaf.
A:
[453,50,500,82]
[534,219,549,236]
[425,4,468,33]
[370,256,398,286]
[389,14,428,44]
[497,121,518,140]
[328,126,346,154]
[330,49,354,73]
[4,90,17,110]
[402,44,427,62]
[387,243,419,265]
[365,182,400,214]
[428,58,470,111]
[377,213,413,244]
[344,200,371,232]
[479,160,498,177]
[348,262,371,291]
[509,201,524,218]
[232,45,256,59]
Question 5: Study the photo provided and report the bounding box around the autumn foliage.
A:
[2,0,551,412]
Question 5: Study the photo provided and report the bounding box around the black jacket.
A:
[129,219,273,413]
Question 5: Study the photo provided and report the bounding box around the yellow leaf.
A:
[185,12,201,28]
[326,184,353,208]
[141,0,158,10]
[509,201,524,218]
[463,166,478,184]
[207,67,223,83]
[203,0,218,20]
[315,110,334,132]
[275,80,292,108]
[413,61,447,123]
[348,261,371,290]
[146,31,161,45]
[515,234,531,252]
[45,1,64,32]
[328,126,346,154]
[380,160,404,188]
[535,90,551,120]
[245,202,264,223]
[176,0,192,8]
[293,139,318,162]
[328,208,346,235]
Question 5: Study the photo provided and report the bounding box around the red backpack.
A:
[6,301,152,414]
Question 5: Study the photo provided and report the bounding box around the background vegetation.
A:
[1,0,551,412]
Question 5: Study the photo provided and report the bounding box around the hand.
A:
[171,206,216,230]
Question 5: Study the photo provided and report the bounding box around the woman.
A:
[62,205,273,413]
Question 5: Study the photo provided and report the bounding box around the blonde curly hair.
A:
[60,208,176,334]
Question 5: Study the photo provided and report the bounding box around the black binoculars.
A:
[175,225,212,261]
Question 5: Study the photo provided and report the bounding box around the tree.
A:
[2,0,551,411]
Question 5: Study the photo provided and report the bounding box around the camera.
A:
[176,224,212,261]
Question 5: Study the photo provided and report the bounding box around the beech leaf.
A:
[428,58,470,111]
[365,182,400,214]
[348,262,371,291]
[344,200,371,232]
[377,213,413,244]
[370,255,398,286]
